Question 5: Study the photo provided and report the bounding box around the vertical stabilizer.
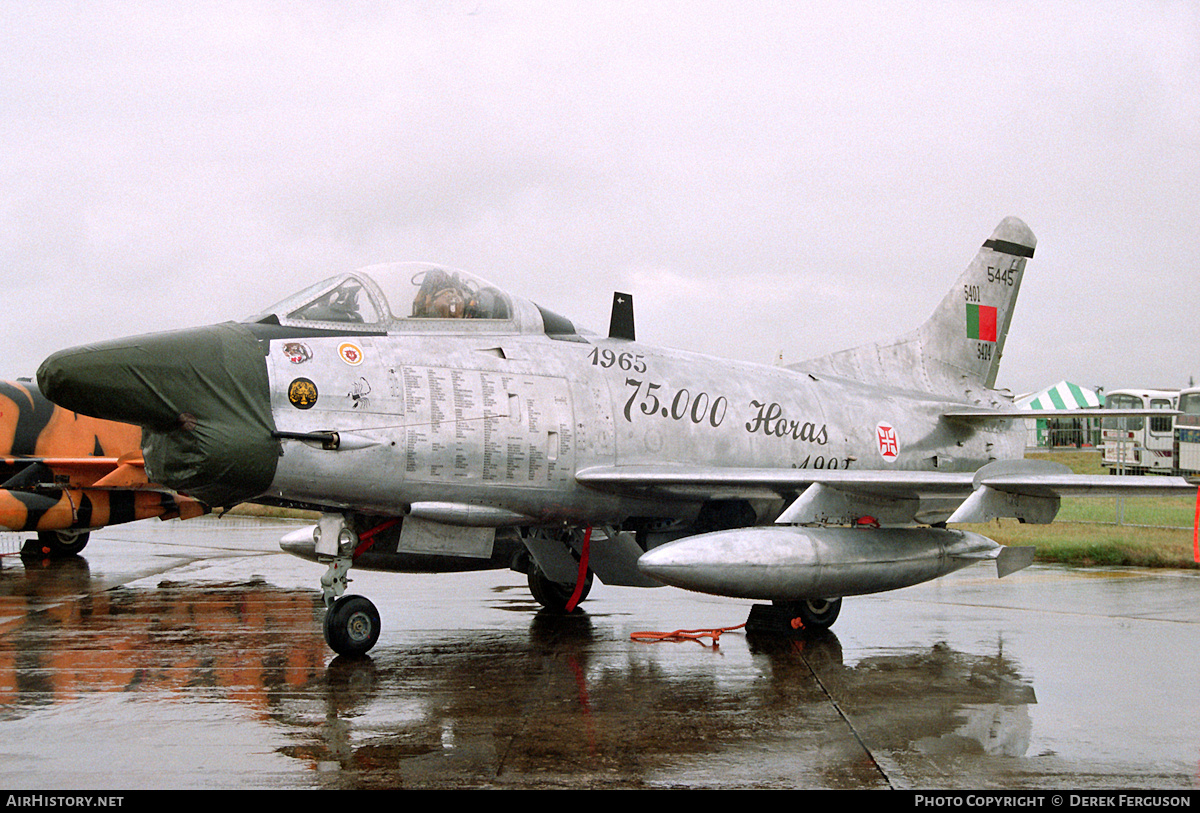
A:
[793,217,1036,395]
[918,217,1035,389]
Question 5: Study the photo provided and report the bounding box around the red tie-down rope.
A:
[630,623,746,647]
[567,527,746,644]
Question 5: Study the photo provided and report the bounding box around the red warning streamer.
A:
[565,526,592,612]
[1193,486,1199,564]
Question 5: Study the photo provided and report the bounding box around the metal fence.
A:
[1023,417,1100,450]
[1027,431,1195,530]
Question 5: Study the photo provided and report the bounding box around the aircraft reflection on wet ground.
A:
[0,517,1197,789]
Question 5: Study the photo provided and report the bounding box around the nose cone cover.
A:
[38,322,278,507]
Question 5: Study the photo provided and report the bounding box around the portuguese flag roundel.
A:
[966,303,998,342]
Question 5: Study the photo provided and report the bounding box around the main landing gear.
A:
[21,530,91,558]
[312,518,597,657]
[527,562,593,612]
[520,527,594,613]
[788,597,842,629]
[745,597,843,635]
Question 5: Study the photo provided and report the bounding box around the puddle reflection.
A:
[0,562,1037,788]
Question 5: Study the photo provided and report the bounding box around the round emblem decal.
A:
[283,341,312,364]
[338,342,364,366]
[875,422,899,460]
[288,378,319,409]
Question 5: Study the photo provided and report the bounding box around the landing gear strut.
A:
[315,514,382,657]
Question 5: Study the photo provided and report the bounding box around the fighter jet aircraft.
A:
[0,379,206,555]
[36,217,1195,655]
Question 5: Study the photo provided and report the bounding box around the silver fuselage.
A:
[264,330,1022,524]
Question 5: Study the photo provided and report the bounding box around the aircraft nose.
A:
[37,322,279,507]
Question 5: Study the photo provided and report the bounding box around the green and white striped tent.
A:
[1016,381,1101,447]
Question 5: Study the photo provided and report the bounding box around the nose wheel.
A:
[323,594,381,657]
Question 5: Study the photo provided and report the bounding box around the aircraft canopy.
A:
[248,262,578,337]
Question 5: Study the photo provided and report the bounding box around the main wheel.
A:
[323,594,381,656]
[36,530,90,557]
[778,597,842,631]
[528,564,592,612]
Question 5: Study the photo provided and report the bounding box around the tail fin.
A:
[793,217,1036,395]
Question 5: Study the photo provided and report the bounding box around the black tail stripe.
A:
[982,238,1035,258]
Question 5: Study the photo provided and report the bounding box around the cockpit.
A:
[248,262,579,338]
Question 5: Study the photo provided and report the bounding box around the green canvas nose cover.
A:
[37,322,279,508]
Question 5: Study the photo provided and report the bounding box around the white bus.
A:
[1101,388,1178,474]
[1174,387,1200,476]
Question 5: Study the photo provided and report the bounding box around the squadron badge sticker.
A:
[283,342,313,364]
[876,422,899,460]
[338,342,364,366]
[288,378,319,409]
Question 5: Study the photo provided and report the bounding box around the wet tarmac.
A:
[0,516,1198,790]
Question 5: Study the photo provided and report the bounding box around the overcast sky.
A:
[1,1,1196,398]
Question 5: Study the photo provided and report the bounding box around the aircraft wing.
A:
[576,460,1197,527]
[0,454,207,535]
[576,465,973,500]
[0,455,150,489]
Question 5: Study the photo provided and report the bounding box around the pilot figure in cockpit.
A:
[412,269,467,318]
[411,269,510,320]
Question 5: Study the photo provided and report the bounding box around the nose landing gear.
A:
[323,593,381,656]
[315,514,385,658]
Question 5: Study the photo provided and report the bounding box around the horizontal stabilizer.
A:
[0,456,148,489]
[945,407,1181,422]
